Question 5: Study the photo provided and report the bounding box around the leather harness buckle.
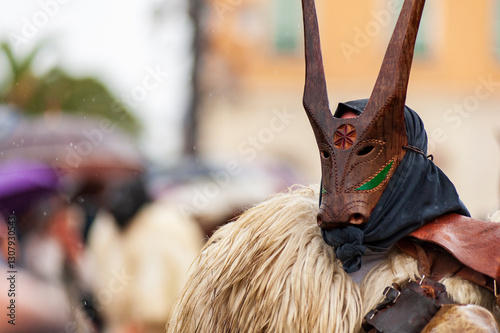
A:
[495,280,500,307]
[383,286,401,303]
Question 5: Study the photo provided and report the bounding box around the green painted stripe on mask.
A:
[355,161,394,191]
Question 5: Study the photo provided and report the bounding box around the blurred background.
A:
[0,0,499,332]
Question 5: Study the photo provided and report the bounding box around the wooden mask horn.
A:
[301,0,426,229]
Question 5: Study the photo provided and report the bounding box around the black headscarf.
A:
[321,99,470,273]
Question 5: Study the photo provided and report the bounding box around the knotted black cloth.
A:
[321,99,470,273]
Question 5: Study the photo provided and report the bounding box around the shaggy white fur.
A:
[166,186,499,332]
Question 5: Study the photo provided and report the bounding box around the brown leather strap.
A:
[397,238,495,291]
[363,278,454,333]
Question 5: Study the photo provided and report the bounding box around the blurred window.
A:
[272,0,301,53]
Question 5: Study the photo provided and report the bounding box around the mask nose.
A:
[317,203,368,229]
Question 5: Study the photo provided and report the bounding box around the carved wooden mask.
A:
[301,0,426,229]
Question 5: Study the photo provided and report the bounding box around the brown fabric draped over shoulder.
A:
[397,213,500,305]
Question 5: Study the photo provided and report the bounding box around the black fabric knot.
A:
[335,243,366,273]
[322,226,366,273]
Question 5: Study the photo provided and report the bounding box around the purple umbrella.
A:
[0,109,144,185]
[0,160,59,216]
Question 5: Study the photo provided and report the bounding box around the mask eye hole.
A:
[357,146,375,156]
[321,150,330,159]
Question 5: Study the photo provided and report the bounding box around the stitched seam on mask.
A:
[344,139,385,187]
[341,152,350,190]
[306,106,334,147]
[340,139,382,189]
[348,139,386,174]
[306,105,338,192]
[347,158,396,193]
[340,136,384,189]
[333,150,339,193]
[307,106,345,194]
[343,94,396,191]
[337,103,389,190]
[354,158,395,193]
[318,143,336,194]
[358,95,396,140]
[333,148,340,193]
[321,203,334,220]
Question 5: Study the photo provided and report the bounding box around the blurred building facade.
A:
[198,0,500,218]
[204,0,500,89]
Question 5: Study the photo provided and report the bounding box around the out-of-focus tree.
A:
[181,0,207,157]
[0,42,140,135]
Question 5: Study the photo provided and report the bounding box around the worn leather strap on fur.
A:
[363,277,454,333]
[397,213,500,306]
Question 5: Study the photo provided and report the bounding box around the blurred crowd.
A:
[0,104,298,333]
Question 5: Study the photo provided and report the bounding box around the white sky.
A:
[0,0,193,164]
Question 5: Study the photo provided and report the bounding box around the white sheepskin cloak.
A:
[167,186,499,332]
